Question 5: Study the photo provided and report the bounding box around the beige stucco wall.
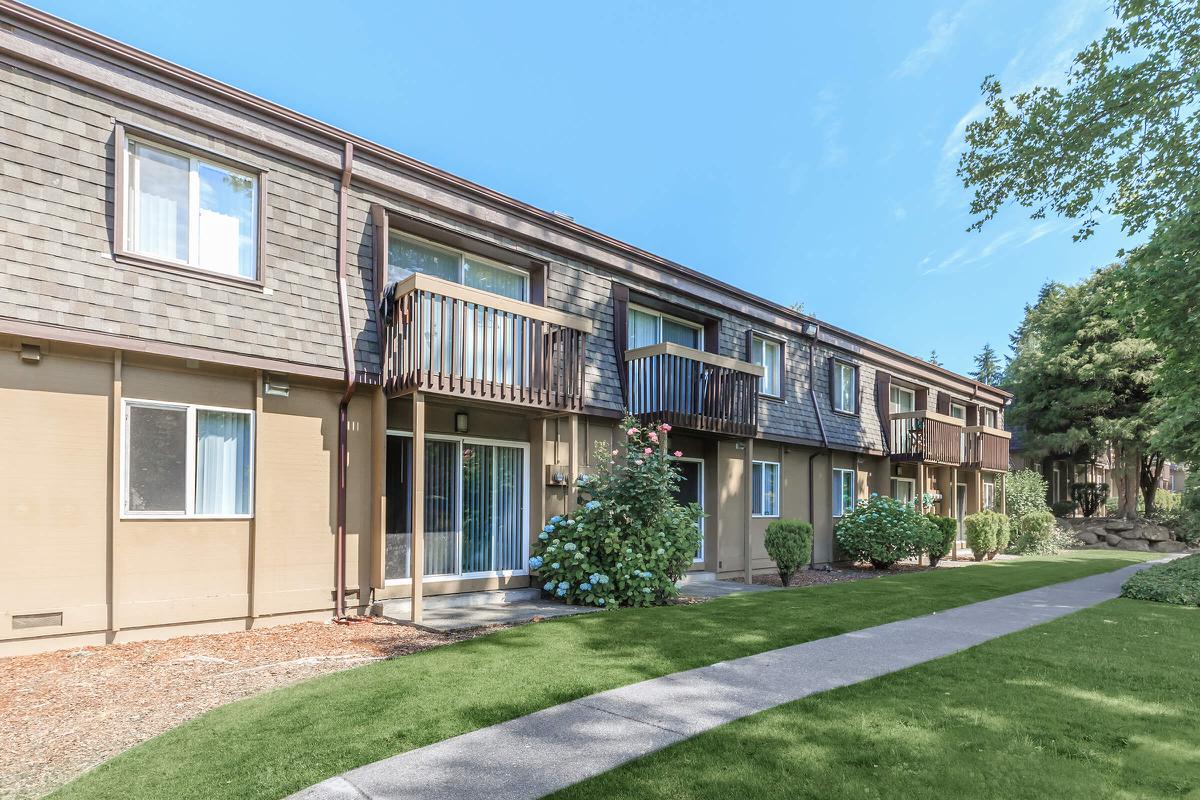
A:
[1,342,375,655]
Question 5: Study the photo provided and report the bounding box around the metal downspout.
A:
[807,323,829,569]
[335,140,356,621]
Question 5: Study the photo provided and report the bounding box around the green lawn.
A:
[552,597,1200,800]
[52,552,1156,800]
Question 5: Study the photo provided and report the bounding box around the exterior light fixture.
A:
[455,411,469,433]
[264,372,290,397]
[19,343,41,364]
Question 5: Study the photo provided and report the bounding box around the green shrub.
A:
[924,514,957,567]
[835,495,933,569]
[528,417,701,608]
[1070,481,1109,517]
[1051,499,1078,518]
[964,510,1010,561]
[1005,469,1050,518]
[764,519,813,585]
[1010,510,1070,554]
[1120,554,1200,606]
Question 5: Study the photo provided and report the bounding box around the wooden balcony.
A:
[889,410,965,466]
[624,342,763,437]
[962,426,1012,471]
[380,273,593,411]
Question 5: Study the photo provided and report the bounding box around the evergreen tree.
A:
[928,350,942,367]
[971,344,1002,386]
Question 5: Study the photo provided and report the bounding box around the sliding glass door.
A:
[385,433,528,583]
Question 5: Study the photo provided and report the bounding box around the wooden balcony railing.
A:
[624,342,763,437]
[962,426,1012,471]
[889,410,965,466]
[381,273,594,411]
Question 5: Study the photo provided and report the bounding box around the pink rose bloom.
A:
[644,447,653,455]
[673,450,683,457]
[612,449,620,456]
[660,423,672,432]
[648,431,659,443]
[634,459,644,465]
[627,427,639,436]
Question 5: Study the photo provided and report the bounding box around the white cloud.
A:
[892,1,978,80]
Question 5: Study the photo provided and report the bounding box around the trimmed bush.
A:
[528,417,701,608]
[1010,510,1069,555]
[835,495,933,569]
[1051,499,1078,518]
[1121,553,1200,606]
[924,514,957,567]
[764,519,813,586]
[1070,481,1109,517]
[1005,469,1050,518]
[964,510,1010,561]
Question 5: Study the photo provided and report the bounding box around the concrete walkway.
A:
[293,559,1162,800]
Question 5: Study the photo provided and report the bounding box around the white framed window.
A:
[833,361,858,413]
[384,432,529,584]
[751,460,781,517]
[751,334,782,397]
[388,230,530,302]
[889,385,915,414]
[122,399,254,519]
[981,408,998,428]
[891,476,916,504]
[833,468,856,517]
[949,401,967,421]
[983,477,996,511]
[628,304,704,350]
[123,136,259,280]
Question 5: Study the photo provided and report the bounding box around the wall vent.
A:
[12,612,63,630]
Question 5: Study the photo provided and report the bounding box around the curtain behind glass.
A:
[751,463,763,515]
[463,258,527,301]
[129,141,189,263]
[388,234,459,284]
[197,161,256,278]
[461,445,524,574]
[662,318,701,348]
[195,410,251,515]
[628,308,659,349]
[424,440,459,576]
[763,464,778,515]
[760,340,780,395]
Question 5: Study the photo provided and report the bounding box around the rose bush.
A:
[528,417,702,608]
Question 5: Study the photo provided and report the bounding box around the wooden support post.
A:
[743,438,754,585]
[567,413,580,511]
[411,392,425,624]
[916,463,926,514]
[999,471,1007,516]
[951,466,959,561]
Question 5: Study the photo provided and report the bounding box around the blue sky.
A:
[37,0,1137,376]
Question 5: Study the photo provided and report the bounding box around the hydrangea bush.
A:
[528,417,702,608]
[834,494,935,569]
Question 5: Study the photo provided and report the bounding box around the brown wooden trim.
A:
[625,342,763,376]
[0,316,352,383]
[112,121,268,286]
[612,283,629,403]
[829,356,860,416]
[388,272,593,334]
[371,203,389,312]
[382,207,550,278]
[746,329,786,402]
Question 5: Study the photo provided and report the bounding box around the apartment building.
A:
[0,1,1011,656]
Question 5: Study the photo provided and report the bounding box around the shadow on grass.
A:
[50,552,1156,800]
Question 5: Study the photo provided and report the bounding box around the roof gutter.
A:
[334,141,356,621]
[806,322,830,569]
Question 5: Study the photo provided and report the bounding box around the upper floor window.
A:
[123,137,259,280]
[889,385,915,414]
[751,334,782,397]
[388,231,529,302]
[981,408,998,428]
[628,305,703,350]
[832,360,858,414]
[949,401,967,421]
[751,460,781,517]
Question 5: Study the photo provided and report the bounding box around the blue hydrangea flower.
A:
[598,575,609,585]
[555,587,567,597]
[538,532,549,541]
[543,581,554,591]
[589,573,600,584]
[656,548,665,555]
[580,582,592,591]
[558,581,569,590]
[563,543,577,552]
[550,515,562,523]
[585,500,601,510]
[543,524,555,534]
[596,598,606,605]
[642,587,652,594]
[644,572,653,578]
[528,556,543,570]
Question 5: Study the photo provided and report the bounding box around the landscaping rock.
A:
[1142,525,1171,542]
[1105,520,1136,533]
[1118,528,1144,539]
[1117,538,1151,552]
[1105,533,1125,547]
[1075,530,1100,545]
[1151,540,1190,553]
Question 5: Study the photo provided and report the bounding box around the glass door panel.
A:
[671,459,704,562]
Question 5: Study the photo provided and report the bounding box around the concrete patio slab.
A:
[292,558,1166,800]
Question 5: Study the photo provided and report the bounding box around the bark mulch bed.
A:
[753,554,1015,588]
[0,619,491,799]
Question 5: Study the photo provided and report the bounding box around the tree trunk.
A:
[1140,452,1165,516]
[1114,442,1140,520]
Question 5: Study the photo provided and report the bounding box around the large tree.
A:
[1006,267,1162,518]
[971,343,1002,385]
[958,0,1200,471]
